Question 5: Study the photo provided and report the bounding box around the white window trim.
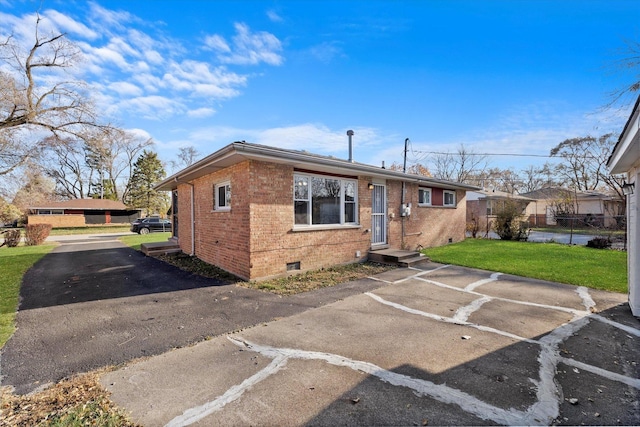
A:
[443,190,456,207]
[418,187,432,206]
[214,181,231,211]
[293,172,359,227]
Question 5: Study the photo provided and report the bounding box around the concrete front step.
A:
[368,249,428,267]
[141,241,181,257]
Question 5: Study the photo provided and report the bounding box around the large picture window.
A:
[294,174,358,226]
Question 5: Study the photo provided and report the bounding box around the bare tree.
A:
[607,39,640,109]
[469,167,519,193]
[550,134,623,195]
[42,129,153,201]
[431,144,488,183]
[387,161,431,176]
[169,146,201,172]
[0,15,106,176]
[520,163,560,193]
[42,135,89,199]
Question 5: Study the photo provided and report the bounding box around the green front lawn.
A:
[423,239,627,293]
[0,244,55,348]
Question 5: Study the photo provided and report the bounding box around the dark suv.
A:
[130,217,171,234]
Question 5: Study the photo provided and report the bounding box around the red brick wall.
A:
[387,181,466,250]
[175,160,467,280]
[187,162,252,279]
[176,184,191,255]
[27,215,85,227]
[247,162,371,279]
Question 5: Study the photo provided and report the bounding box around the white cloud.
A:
[307,41,345,63]
[266,10,283,23]
[207,22,284,66]
[44,9,99,39]
[184,124,385,158]
[163,60,247,98]
[88,2,137,30]
[119,96,185,120]
[204,34,230,52]
[108,81,143,96]
[187,107,216,118]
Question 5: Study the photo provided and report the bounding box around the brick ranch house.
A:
[28,199,141,227]
[155,142,478,281]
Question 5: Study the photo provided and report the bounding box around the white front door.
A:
[371,184,387,245]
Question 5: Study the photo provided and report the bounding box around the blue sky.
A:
[2,0,640,176]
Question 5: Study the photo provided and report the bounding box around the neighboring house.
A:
[607,95,640,317]
[466,189,533,235]
[519,187,623,228]
[28,199,141,227]
[155,141,478,281]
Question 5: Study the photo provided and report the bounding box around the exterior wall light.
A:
[622,181,635,195]
[368,183,374,190]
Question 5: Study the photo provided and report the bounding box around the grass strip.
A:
[47,225,132,235]
[423,239,627,293]
[0,370,140,426]
[0,244,55,348]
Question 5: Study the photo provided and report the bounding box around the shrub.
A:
[2,229,21,247]
[586,237,612,249]
[466,218,479,238]
[492,199,529,241]
[24,224,52,246]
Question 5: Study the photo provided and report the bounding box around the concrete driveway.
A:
[101,264,640,426]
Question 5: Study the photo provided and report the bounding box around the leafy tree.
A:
[0,197,21,225]
[125,150,167,215]
[11,168,56,211]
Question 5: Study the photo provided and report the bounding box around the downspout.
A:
[186,182,195,256]
[401,138,409,249]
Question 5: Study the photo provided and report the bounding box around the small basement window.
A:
[287,261,301,271]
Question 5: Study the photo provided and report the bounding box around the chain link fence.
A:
[527,214,626,249]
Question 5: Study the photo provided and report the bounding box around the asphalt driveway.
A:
[0,235,385,395]
[1,235,639,425]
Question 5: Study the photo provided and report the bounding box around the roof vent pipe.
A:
[347,130,354,163]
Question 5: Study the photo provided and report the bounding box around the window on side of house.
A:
[294,173,358,226]
[214,181,231,211]
[37,209,64,215]
[418,188,432,206]
[443,190,456,207]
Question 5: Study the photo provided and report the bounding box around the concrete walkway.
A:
[101,264,640,426]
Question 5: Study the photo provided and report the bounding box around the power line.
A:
[410,150,553,158]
